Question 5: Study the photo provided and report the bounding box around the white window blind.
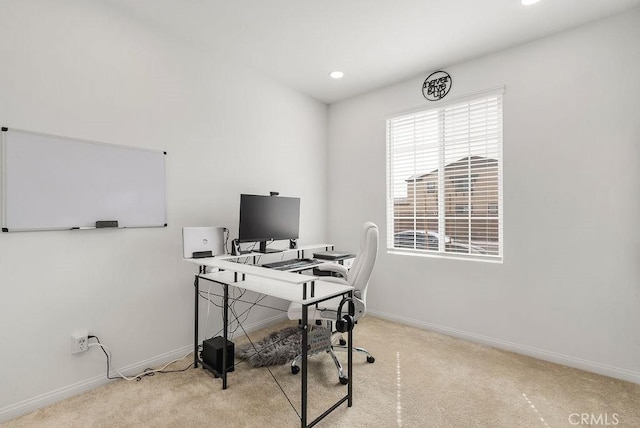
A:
[386,90,503,260]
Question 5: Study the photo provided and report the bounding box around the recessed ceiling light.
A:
[329,71,344,79]
[522,0,541,5]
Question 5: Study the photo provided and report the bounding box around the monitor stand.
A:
[258,241,282,254]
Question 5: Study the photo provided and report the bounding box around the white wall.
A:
[0,0,327,420]
[327,9,640,382]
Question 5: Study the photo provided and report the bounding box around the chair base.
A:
[290,334,375,384]
[332,344,376,363]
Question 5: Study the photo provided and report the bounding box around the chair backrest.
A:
[347,222,378,319]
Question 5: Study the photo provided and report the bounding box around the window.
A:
[386,90,503,259]
[452,175,471,193]
[455,204,470,216]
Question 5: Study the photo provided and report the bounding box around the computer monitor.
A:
[238,194,300,253]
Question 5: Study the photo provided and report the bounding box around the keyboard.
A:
[262,258,321,271]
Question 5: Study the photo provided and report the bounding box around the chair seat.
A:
[287,294,366,323]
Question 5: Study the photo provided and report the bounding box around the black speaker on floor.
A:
[202,336,234,374]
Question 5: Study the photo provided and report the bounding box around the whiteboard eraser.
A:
[96,220,118,228]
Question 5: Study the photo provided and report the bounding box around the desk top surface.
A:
[184,245,352,304]
[197,270,352,304]
[184,257,320,284]
[214,243,334,260]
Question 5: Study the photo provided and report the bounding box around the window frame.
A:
[385,87,504,261]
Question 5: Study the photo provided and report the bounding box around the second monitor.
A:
[238,193,300,253]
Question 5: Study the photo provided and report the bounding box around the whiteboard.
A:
[1,127,166,232]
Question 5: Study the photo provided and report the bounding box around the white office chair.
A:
[287,222,379,384]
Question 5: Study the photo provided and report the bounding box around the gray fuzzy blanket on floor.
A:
[235,326,302,367]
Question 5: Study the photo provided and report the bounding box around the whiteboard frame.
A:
[1,127,167,232]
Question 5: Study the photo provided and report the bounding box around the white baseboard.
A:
[368,309,640,385]
[0,313,289,424]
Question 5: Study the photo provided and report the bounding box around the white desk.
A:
[184,250,354,428]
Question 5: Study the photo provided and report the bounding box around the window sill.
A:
[387,248,503,264]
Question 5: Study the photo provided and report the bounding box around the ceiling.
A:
[107,0,640,104]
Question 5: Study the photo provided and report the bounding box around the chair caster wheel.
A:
[291,366,300,375]
[367,356,375,363]
[339,338,346,346]
[339,376,348,385]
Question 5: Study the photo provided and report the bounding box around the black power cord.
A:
[88,335,121,380]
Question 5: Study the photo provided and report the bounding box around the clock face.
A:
[422,71,452,101]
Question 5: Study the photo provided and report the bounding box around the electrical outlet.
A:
[71,331,89,354]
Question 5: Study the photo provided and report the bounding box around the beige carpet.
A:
[3,317,639,427]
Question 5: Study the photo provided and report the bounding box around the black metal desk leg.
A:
[194,275,199,369]
[222,283,229,390]
[301,304,308,428]
[348,290,353,406]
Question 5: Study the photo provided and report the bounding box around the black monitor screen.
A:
[238,194,300,252]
